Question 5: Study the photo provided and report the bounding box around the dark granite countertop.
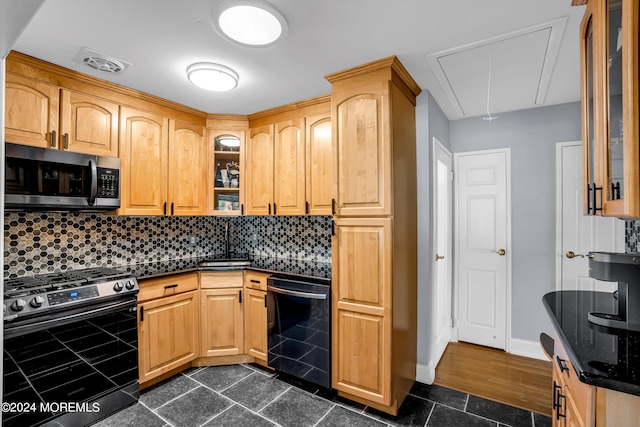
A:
[542,291,640,396]
[123,255,331,283]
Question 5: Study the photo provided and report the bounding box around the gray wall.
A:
[416,92,450,368]
[450,101,582,341]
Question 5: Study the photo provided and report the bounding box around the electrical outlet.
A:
[188,235,197,246]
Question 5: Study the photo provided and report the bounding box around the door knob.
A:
[435,254,445,261]
[492,249,506,256]
[565,251,586,259]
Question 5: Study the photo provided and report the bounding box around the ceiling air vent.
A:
[72,47,131,75]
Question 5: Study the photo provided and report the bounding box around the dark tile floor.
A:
[94,364,552,427]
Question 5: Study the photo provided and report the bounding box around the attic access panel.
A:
[426,17,567,119]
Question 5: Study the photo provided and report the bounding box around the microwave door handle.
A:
[267,285,327,300]
[88,159,97,206]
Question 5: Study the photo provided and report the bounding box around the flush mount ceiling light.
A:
[217,136,241,147]
[187,63,239,91]
[212,1,288,47]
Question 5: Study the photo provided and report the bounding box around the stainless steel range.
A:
[3,267,139,427]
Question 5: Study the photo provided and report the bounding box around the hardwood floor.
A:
[433,342,552,416]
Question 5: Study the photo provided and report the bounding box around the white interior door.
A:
[456,150,509,350]
[432,139,452,365]
[557,143,624,292]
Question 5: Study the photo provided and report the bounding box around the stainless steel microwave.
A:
[5,143,121,211]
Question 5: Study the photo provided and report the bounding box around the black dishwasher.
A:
[267,276,330,388]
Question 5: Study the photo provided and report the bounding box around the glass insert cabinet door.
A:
[605,0,624,204]
[581,0,639,217]
[210,130,244,215]
[582,3,599,215]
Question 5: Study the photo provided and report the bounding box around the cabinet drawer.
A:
[245,271,270,291]
[554,337,592,422]
[200,271,244,289]
[138,273,198,303]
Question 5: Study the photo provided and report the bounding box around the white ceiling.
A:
[11,0,586,120]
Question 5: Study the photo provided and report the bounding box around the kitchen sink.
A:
[198,254,251,268]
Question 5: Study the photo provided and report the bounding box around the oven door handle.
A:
[4,298,136,338]
[267,285,327,300]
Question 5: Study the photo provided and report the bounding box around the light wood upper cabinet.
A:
[60,90,119,156]
[119,107,206,216]
[138,289,199,384]
[5,74,119,156]
[119,107,169,216]
[334,94,390,217]
[246,97,332,216]
[274,118,306,215]
[306,114,333,215]
[5,74,59,149]
[581,0,640,217]
[169,121,207,215]
[246,125,275,215]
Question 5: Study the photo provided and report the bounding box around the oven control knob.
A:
[125,279,135,290]
[30,296,45,308]
[11,299,26,312]
[113,282,123,292]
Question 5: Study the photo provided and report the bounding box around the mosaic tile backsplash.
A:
[4,213,332,278]
[626,220,640,252]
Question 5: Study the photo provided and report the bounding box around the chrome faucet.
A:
[224,219,231,259]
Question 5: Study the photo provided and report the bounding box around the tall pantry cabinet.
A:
[326,56,420,415]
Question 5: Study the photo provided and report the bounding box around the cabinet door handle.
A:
[239,290,242,304]
[51,130,57,148]
[331,198,336,215]
[556,388,566,420]
[264,294,267,307]
[331,220,335,236]
[273,203,277,215]
[163,202,167,216]
[63,133,69,150]
[171,202,174,215]
[556,355,569,374]
[140,306,144,322]
[268,203,271,215]
[241,204,244,215]
[164,284,178,290]
[552,380,560,410]
[587,184,593,214]
[305,201,309,215]
[250,280,261,284]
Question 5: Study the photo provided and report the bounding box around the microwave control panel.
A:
[97,168,119,198]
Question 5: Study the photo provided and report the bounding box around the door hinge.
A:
[450,171,454,181]
[450,317,454,328]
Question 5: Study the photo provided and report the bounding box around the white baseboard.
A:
[416,363,435,384]
[509,338,547,361]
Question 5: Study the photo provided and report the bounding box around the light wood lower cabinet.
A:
[333,217,392,405]
[200,272,245,358]
[200,288,244,357]
[552,337,640,426]
[244,288,267,361]
[138,289,199,383]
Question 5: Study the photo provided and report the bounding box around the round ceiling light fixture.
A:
[187,63,239,91]
[212,1,288,47]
